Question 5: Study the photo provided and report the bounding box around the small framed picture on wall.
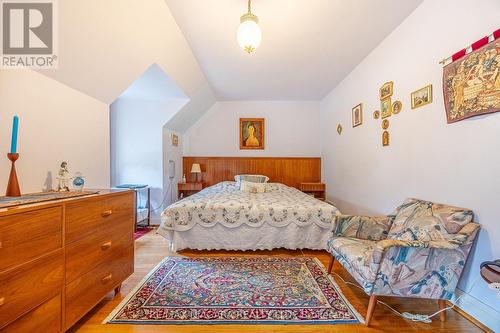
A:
[352,103,363,127]
[171,134,179,147]
[411,84,433,109]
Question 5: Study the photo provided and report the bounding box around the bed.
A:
[157,181,340,251]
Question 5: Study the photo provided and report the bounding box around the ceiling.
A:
[166,0,423,100]
[118,64,188,102]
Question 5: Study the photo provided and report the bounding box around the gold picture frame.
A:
[411,84,433,109]
[240,118,265,150]
[382,131,390,147]
[382,119,389,130]
[380,81,393,100]
[381,97,392,119]
[352,103,363,127]
[392,101,402,114]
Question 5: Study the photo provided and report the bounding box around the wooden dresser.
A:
[0,190,135,332]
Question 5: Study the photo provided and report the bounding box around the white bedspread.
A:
[159,181,340,232]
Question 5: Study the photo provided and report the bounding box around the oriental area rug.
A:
[105,256,363,325]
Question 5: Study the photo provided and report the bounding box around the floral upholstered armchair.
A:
[326,198,480,326]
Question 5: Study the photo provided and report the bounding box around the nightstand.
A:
[299,182,326,201]
[178,182,204,199]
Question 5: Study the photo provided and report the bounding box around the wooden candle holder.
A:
[6,153,21,197]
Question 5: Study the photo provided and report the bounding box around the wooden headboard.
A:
[182,157,321,189]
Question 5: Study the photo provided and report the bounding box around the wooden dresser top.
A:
[0,189,133,216]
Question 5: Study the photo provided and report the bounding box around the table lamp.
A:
[191,163,201,183]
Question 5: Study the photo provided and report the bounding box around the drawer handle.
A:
[101,274,113,284]
[101,241,112,250]
[101,210,113,217]
[0,297,5,306]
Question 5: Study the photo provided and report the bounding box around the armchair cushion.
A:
[387,198,473,242]
[333,215,393,241]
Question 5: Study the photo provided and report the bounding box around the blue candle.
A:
[10,115,19,153]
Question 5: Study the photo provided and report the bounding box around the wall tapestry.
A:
[443,39,500,123]
[240,118,265,150]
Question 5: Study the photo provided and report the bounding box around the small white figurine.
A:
[57,161,71,191]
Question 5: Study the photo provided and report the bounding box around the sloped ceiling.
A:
[37,0,209,104]
[165,0,423,100]
[119,64,188,103]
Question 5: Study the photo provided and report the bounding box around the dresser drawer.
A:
[1,294,61,333]
[0,207,62,271]
[65,192,134,243]
[65,245,134,328]
[66,220,133,283]
[0,249,64,328]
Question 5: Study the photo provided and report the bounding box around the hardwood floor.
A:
[69,230,485,333]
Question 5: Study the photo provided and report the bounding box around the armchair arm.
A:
[333,215,394,241]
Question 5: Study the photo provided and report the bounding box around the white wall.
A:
[320,0,500,330]
[184,101,321,157]
[110,98,187,221]
[0,70,110,192]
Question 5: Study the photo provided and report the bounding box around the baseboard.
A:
[450,288,499,332]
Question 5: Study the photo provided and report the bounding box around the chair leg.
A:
[438,299,447,322]
[365,295,377,326]
[327,255,335,273]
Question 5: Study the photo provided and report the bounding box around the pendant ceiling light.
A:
[237,0,262,53]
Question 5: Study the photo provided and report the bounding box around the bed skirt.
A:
[158,223,333,252]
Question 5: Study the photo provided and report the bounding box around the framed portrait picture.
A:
[381,97,392,119]
[240,118,265,150]
[411,84,433,109]
[352,103,363,127]
[380,81,393,100]
[171,133,179,147]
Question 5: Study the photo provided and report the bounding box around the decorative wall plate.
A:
[337,124,343,135]
[373,110,380,119]
[382,119,389,130]
[392,101,402,114]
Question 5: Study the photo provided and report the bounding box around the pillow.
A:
[234,174,269,183]
[240,180,266,193]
